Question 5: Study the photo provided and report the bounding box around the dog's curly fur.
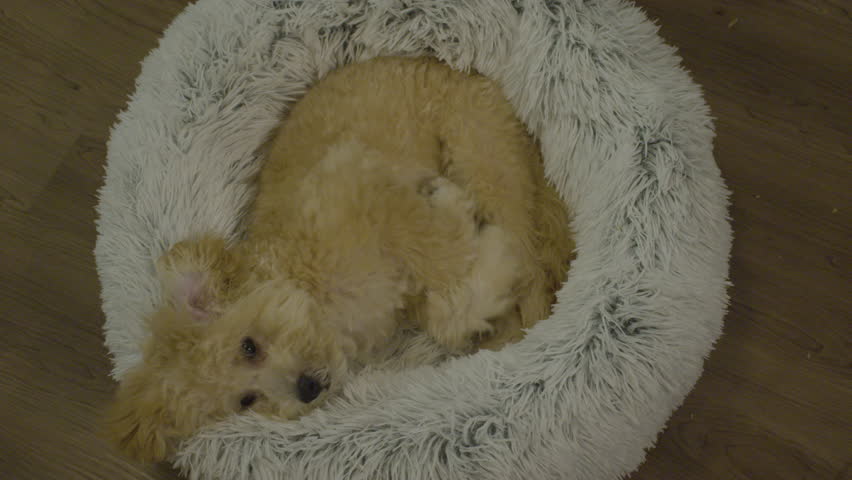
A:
[105,57,574,462]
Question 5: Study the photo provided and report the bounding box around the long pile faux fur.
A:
[95,0,732,478]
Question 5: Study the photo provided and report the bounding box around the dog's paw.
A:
[418,177,460,207]
[418,177,477,220]
[476,308,525,351]
[422,290,500,352]
[417,176,441,197]
[434,314,497,353]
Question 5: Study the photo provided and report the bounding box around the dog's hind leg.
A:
[433,78,574,331]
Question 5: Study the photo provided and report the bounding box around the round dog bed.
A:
[95,0,732,478]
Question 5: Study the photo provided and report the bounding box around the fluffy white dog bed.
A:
[95,0,732,478]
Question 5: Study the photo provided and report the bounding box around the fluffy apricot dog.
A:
[106,57,574,462]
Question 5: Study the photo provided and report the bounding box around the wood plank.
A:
[628,1,851,478]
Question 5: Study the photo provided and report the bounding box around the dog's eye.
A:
[239,393,257,410]
[241,337,258,358]
[296,373,325,404]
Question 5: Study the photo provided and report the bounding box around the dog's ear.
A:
[104,368,174,463]
[156,235,240,322]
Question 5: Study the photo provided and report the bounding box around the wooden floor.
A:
[0,1,848,479]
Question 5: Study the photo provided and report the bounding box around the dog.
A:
[105,57,574,462]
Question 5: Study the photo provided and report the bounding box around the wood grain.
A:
[0,1,848,479]
[628,1,851,479]
[0,1,190,478]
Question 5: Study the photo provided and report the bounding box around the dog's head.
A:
[105,237,347,462]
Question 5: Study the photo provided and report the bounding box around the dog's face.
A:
[105,238,348,462]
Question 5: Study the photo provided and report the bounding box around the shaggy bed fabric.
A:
[95,0,732,479]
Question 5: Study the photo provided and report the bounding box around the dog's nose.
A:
[296,373,327,403]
